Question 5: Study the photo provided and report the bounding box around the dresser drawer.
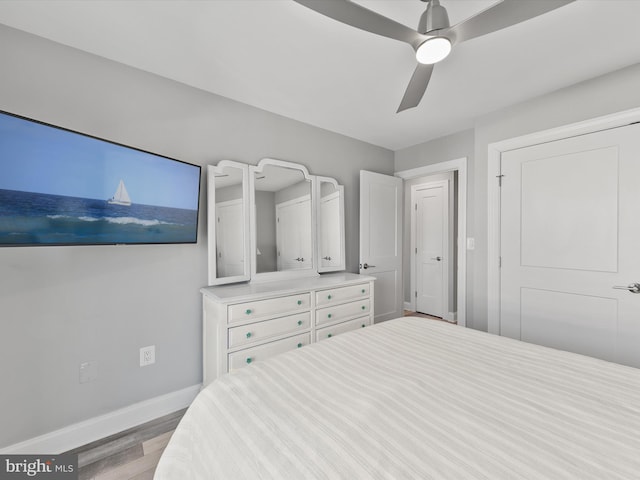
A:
[316,283,370,307]
[228,293,310,323]
[228,333,310,371]
[316,298,371,327]
[228,312,310,348]
[316,316,369,342]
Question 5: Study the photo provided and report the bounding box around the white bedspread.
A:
[155,317,640,479]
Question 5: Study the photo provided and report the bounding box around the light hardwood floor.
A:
[64,408,185,480]
[404,310,456,323]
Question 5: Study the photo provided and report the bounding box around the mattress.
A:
[155,317,640,479]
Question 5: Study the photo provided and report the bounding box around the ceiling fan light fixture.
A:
[418,0,450,34]
[415,36,451,64]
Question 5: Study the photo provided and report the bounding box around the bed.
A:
[155,317,640,479]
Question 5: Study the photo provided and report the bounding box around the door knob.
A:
[431,256,442,261]
[613,282,640,294]
[323,256,331,260]
[362,263,376,269]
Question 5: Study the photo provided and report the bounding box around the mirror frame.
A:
[207,160,251,285]
[316,176,346,273]
[249,158,318,283]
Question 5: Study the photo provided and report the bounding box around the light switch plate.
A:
[466,237,475,250]
[79,361,98,383]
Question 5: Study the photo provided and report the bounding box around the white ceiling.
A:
[1,0,640,151]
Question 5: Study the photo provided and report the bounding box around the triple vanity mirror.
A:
[208,158,345,285]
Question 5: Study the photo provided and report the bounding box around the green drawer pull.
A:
[361,305,366,310]
[246,357,253,364]
[327,294,332,300]
[246,332,252,339]
[297,343,303,348]
[361,288,366,294]
[297,320,303,326]
[327,333,332,338]
[361,324,366,328]
[328,313,332,318]
[245,309,252,315]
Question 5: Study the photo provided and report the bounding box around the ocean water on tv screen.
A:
[0,189,198,245]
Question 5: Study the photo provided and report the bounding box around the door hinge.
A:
[415,247,417,254]
[415,291,418,298]
[496,174,505,187]
[415,203,417,211]
[499,256,502,267]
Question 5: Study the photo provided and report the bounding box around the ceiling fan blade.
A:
[293,0,425,47]
[397,63,434,113]
[446,0,576,44]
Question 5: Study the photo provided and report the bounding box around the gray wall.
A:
[215,184,243,203]
[395,64,640,331]
[395,129,475,172]
[0,25,393,448]
[274,180,311,204]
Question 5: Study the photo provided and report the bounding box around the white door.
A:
[415,182,449,317]
[360,170,403,323]
[216,200,244,277]
[320,191,341,268]
[276,197,311,271]
[500,122,640,367]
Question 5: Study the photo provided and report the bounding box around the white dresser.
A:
[201,272,375,385]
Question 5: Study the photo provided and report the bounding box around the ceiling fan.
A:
[293,0,575,112]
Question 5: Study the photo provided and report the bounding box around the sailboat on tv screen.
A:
[107,179,132,206]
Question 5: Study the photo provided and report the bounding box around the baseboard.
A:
[0,383,201,455]
[444,311,457,323]
[403,302,412,312]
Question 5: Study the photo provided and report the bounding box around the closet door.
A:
[415,181,449,318]
[320,192,341,269]
[277,197,311,271]
[216,200,245,277]
[500,122,640,367]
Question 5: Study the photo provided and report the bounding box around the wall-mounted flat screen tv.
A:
[0,110,201,246]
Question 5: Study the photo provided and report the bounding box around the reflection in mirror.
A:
[215,169,244,277]
[318,178,345,272]
[253,163,312,274]
[207,162,249,285]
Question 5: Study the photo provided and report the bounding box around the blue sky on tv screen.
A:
[0,112,200,211]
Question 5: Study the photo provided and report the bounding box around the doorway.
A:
[412,178,452,319]
[396,157,467,327]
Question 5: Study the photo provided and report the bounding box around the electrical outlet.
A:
[140,345,155,367]
[79,361,98,383]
